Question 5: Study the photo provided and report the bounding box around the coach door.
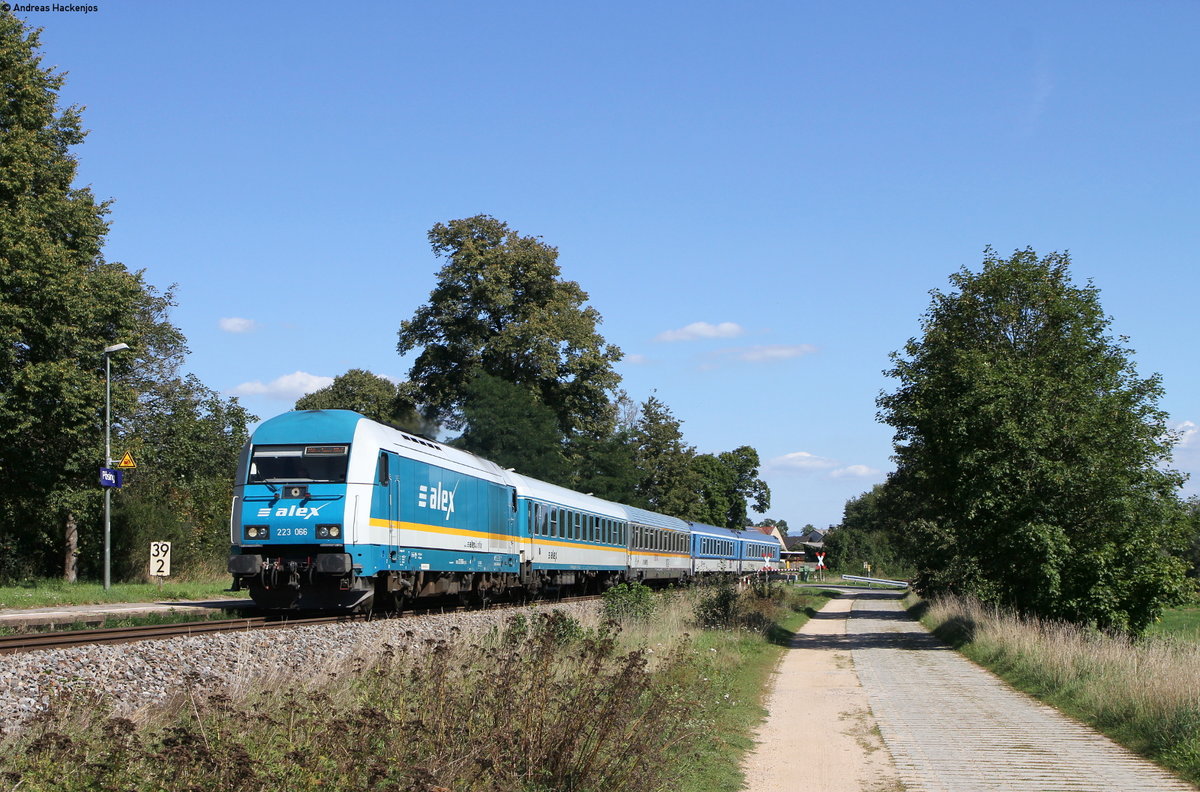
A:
[377,451,400,560]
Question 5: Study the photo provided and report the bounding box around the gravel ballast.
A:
[0,601,599,733]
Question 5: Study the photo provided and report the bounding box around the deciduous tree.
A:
[295,369,420,428]
[0,14,190,578]
[878,248,1189,633]
[692,446,770,529]
[454,372,568,483]
[397,216,622,439]
[631,396,700,520]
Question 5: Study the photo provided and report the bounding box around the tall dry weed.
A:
[1,607,723,792]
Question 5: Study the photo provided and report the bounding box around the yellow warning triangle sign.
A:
[117,452,137,469]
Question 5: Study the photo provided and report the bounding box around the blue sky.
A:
[23,1,1199,528]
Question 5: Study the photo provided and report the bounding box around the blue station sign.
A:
[99,468,123,488]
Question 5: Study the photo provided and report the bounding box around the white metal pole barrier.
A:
[840,574,909,588]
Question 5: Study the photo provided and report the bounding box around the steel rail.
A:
[0,594,603,656]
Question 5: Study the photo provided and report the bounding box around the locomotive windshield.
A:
[248,445,349,484]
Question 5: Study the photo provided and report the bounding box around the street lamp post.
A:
[103,342,129,590]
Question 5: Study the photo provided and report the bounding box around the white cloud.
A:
[765,453,881,480]
[700,344,818,370]
[830,464,880,478]
[655,321,745,342]
[732,344,817,362]
[231,371,334,400]
[624,353,650,365]
[765,451,839,472]
[219,317,258,333]
[1176,420,1198,449]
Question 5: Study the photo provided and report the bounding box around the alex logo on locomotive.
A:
[255,502,332,519]
[418,481,457,519]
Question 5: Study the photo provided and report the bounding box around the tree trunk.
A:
[64,511,77,583]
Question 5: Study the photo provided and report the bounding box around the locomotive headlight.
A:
[244,525,269,541]
[317,524,343,539]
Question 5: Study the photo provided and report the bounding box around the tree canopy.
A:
[454,372,568,483]
[0,14,251,581]
[878,248,1189,633]
[631,395,701,520]
[294,369,419,428]
[397,215,623,439]
[692,447,771,529]
[824,484,911,578]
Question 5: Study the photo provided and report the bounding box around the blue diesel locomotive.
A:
[227,410,782,610]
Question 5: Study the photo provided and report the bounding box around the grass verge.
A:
[0,578,239,610]
[910,593,1200,787]
[1148,602,1200,643]
[0,584,832,792]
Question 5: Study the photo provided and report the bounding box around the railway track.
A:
[0,614,352,655]
[0,594,603,655]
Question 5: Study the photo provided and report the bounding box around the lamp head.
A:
[103,343,129,354]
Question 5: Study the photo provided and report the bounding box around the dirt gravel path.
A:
[743,589,1196,792]
[741,594,901,792]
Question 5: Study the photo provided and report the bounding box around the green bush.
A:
[696,583,741,629]
[602,582,655,622]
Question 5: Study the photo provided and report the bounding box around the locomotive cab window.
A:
[249,445,349,484]
[377,452,389,485]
